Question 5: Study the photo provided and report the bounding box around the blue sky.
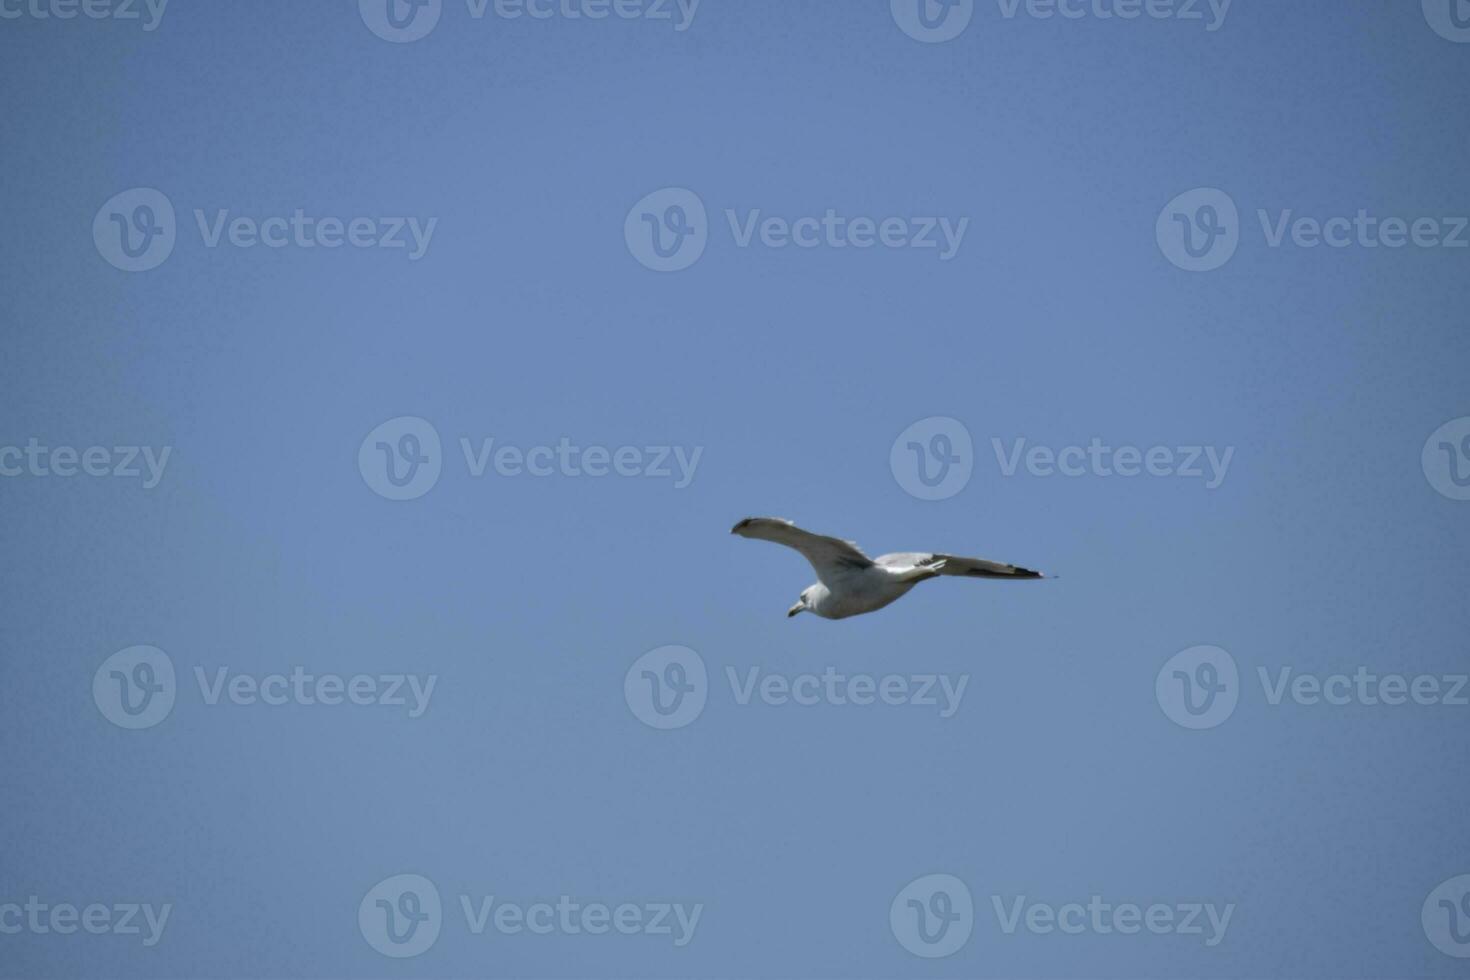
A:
[2,1,1469,976]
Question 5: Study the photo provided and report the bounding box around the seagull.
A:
[731,517,1049,620]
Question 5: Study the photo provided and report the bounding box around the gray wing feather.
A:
[934,553,1045,579]
[731,518,873,586]
[876,551,1045,580]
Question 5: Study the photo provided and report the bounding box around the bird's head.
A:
[788,586,821,618]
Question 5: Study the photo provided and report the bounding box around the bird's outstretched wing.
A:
[731,517,873,586]
[877,552,1046,580]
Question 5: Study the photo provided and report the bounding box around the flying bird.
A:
[731,517,1048,620]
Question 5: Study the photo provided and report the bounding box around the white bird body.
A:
[731,517,1047,620]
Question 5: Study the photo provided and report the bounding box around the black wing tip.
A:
[731,516,791,535]
[964,566,1048,580]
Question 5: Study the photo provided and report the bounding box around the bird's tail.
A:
[893,557,949,582]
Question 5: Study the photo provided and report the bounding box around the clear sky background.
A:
[2,1,1469,977]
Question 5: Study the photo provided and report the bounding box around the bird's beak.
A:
[787,602,803,618]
